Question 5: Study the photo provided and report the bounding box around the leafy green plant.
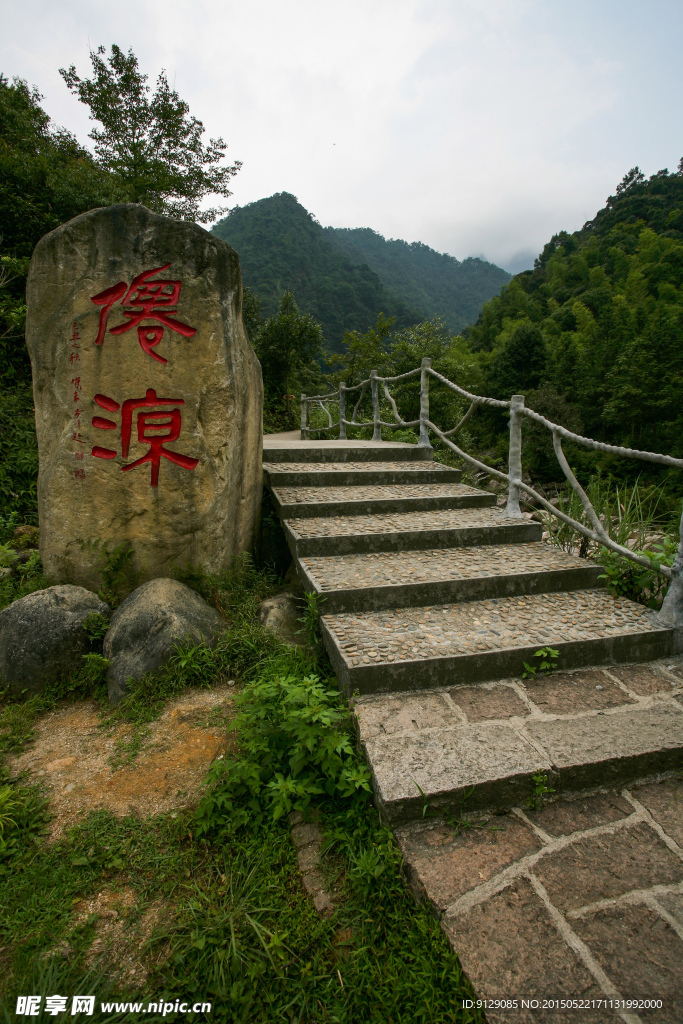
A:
[522,646,559,679]
[298,591,325,650]
[526,771,556,812]
[81,612,109,645]
[195,674,371,833]
[598,535,677,609]
[79,653,109,686]
[0,511,19,544]
[0,541,18,569]
[169,636,216,682]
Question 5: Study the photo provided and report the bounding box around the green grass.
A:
[540,475,681,609]
[0,558,483,1023]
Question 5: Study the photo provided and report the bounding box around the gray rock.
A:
[0,585,110,696]
[104,577,225,703]
[258,592,303,645]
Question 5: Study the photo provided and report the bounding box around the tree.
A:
[255,292,324,421]
[329,313,396,384]
[487,322,547,399]
[59,45,241,222]
[0,76,119,386]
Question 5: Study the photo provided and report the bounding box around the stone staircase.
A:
[263,436,683,825]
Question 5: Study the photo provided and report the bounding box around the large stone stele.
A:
[25,204,263,589]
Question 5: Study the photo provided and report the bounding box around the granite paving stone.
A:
[265,438,683,1012]
[656,892,683,930]
[525,792,635,837]
[353,691,460,739]
[572,903,683,1022]
[323,590,662,667]
[532,822,683,913]
[301,542,598,591]
[606,664,675,696]
[525,705,683,784]
[443,879,612,1024]
[521,670,634,715]
[631,778,683,848]
[397,814,541,911]
[449,684,530,722]
[364,721,547,817]
[287,506,535,539]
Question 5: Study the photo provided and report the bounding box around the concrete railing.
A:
[300,360,683,627]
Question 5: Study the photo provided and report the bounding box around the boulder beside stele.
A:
[258,592,305,646]
[0,585,110,697]
[104,578,225,704]
[25,203,263,591]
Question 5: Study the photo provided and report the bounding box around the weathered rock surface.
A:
[25,203,263,590]
[104,578,225,703]
[258,592,303,645]
[0,585,110,696]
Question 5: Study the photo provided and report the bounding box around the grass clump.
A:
[541,475,681,609]
[0,549,50,611]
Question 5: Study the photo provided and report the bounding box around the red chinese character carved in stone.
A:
[91,389,199,487]
[90,264,197,364]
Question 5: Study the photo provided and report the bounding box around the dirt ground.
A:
[8,684,236,839]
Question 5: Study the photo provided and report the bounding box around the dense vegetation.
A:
[0,559,482,1022]
[325,226,510,334]
[212,193,422,352]
[469,165,683,470]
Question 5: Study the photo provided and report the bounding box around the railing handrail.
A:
[299,360,683,625]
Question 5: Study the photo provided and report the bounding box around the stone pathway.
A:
[354,659,683,823]
[398,776,683,1023]
[263,434,683,1017]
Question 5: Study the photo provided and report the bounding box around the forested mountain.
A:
[211,193,420,351]
[324,226,510,333]
[471,164,683,463]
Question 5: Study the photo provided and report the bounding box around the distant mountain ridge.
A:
[324,226,510,333]
[211,192,510,348]
[212,193,417,351]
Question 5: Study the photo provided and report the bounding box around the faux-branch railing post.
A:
[300,359,683,627]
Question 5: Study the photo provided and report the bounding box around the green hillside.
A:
[324,226,511,333]
[211,193,420,351]
[472,164,683,468]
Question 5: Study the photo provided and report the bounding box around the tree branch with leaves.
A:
[60,45,241,222]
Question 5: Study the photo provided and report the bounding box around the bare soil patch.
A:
[8,685,236,838]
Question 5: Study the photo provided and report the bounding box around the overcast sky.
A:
[2,0,681,272]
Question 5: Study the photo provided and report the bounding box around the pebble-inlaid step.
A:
[284,507,543,556]
[299,543,604,614]
[262,441,433,463]
[263,460,461,487]
[320,589,676,695]
[271,482,496,519]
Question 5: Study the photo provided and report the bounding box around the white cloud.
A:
[1,0,681,271]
